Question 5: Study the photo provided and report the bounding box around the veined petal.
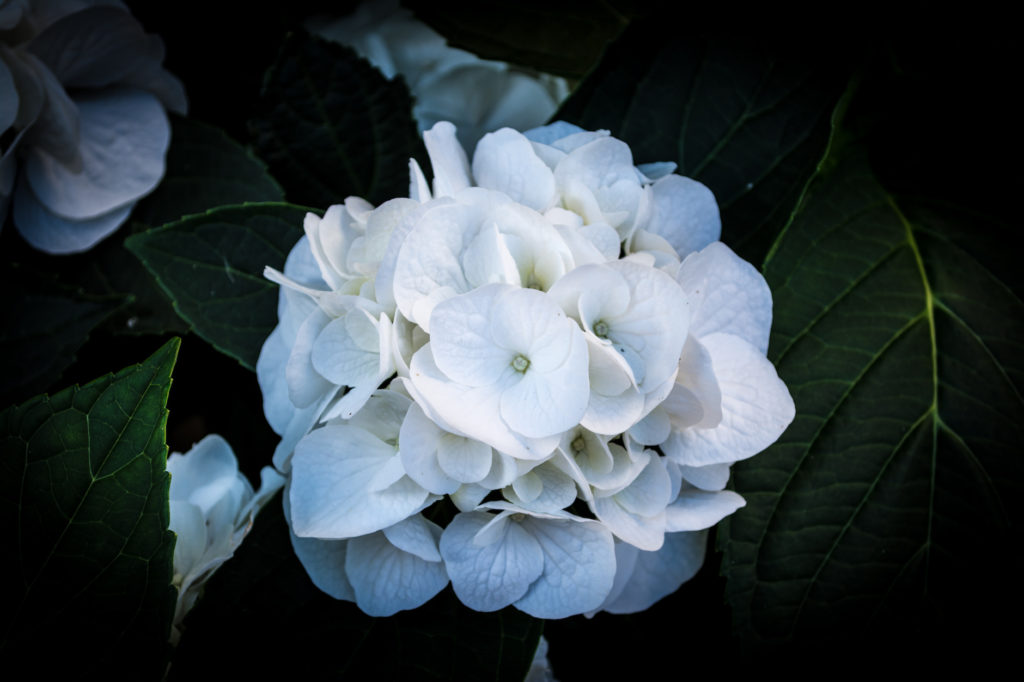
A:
[663,333,795,467]
[677,241,773,354]
[346,528,448,616]
[514,515,616,618]
[440,511,544,612]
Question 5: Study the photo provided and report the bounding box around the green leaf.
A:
[169,496,543,681]
[719,148,1024,651]
[556,17,846,264]
[133,116,285,229]
[405,0,631,78]
[0,338,180,679]
[250,32,423,208]
[0,265,127,405]
[125,203,309,371]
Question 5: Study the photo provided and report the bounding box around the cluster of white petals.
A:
[308,0,567,152]
[168,435,284,642]
[0,0,186,253]
[258,119,795,618]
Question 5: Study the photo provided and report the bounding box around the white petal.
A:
[592,495,665,551]
[408,347,558,460]
[524,120,586,145]
[382,514,443,562]
[270,392,335,473]
[600,530,707,614]
[677,462,731,491]
[25,88,168,220]
[409,158,431,201]
[440,511,544,612]
[677,241,773,354]
[472,127,556,212]
[258,326,296,435]
[285,308,334,408]
[289,425,428,539]
[663,333,794,467]
[311,309,380,388]
[167,435,242,513]
[346,529,448,616]
[665,488,746,531]
[289,531,355,601]
[643,175,721,258]
[423,120,471,197]
[504,463,577,513]
[627,407,671,446]
[437,433,493,484]
[169,500,207,584]
[429,284,517,387]
[514,516,616,618]
[398,402,459,494]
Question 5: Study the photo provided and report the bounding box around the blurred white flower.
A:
[168,434,284,643]
[0,0,186,253]
[308,0,568,153]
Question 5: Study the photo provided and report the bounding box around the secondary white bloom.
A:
[308,0,568,152]
[167,435,284,642]
[259,118,794,618]
[0,0,185,253]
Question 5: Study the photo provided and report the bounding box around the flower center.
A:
[571,436,586,453]
[593,320,610,338]
[511,354,530,373]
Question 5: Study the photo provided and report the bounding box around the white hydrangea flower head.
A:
[167,434,284,643]
[257,118,795,618]
[0,0,186,253]
[307,0,568,153]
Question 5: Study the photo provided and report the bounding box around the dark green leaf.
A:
[719,149,1024,653]
[556,17,847,264]
[0,266,127,405]
[0,338,180,679]
[133,116,285,229]
[406,0,631,79]
[125,203,309,370]
[169,495,543,681]
[250,32,423,208]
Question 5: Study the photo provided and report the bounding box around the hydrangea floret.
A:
[168,434,284,642]
[0,0,186,253]
[258,119,795,618]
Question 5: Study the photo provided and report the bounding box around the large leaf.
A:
[0,338,180,679]
[125,203,309,371]
[406,0,631,79]
[0,265,126,406]
[720,148,1024,654]
[556,16,846,264]
[250,31,423,208]
[169,496,543,681]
